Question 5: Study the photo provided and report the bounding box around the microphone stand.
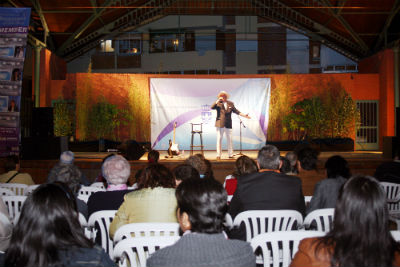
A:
[233,115,246,157]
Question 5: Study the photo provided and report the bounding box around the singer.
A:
[211,91,251,160]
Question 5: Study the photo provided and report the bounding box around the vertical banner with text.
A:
[0,8,30,156]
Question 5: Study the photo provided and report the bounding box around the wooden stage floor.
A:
[21,150,388,196]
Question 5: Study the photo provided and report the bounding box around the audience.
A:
[0,196,12,251]
[296,146,323,195]
[173,164,200,187]
[109,163,177,239]
[87,155,133,216]
[47,163,89,219]
[223,155,258,198]
[2,183,116,267]
[133,149,160,186]
[307,155,351,214]
[0,155,34,185]
[48,151,90,186]
[291,175,400,267]
[285,151,298,175]
[94,153,116,186]
[185,154,214,179]
[374,149,400,184]
[228,145,305,240]
[147,178,256,267]
[279,156,292,174]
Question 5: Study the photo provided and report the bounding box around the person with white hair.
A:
[87,155,133,216]
[211,91,251,160]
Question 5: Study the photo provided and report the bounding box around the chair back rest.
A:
[0,188,15,196]
[87,210,117,257]
[380,182,400,211]
[78,186,105,196]
[78,213,92,240]
[391,230,400,242]
[114,222,180,243]
[90,182,106,189]
[24,185,40,196]
[304,196,312,207]
[113,235,180,267]
[250,230,326,267]
[0,183,28,195]
[233,210,303,242]
[2,195,27,224]
[77,194,90,204]
[303,208,335,232]
[224,213,233,229]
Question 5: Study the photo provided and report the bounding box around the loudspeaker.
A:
[32,107,54,137]
[383,136,400,159]
[20,136,64,160]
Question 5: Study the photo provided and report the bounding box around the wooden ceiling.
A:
[4,0,400,62]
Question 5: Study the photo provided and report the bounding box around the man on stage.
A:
[211,91,251,160]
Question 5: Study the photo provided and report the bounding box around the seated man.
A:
[228,145,306,240]
[147,178,256,267]
[374,150,400,183]
[0,155,34,185]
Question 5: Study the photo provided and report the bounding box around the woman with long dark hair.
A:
[291,175,400,267]
[3,183,116,267]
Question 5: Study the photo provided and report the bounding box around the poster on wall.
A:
[0,7,30,157]
[150,78,271,152]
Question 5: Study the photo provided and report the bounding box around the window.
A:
[150,32,184,53]
[99,40,114,52]
[119,39,141,54]
[236,40,257,52]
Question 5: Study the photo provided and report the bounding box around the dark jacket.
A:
[211,100,240,128]
[228,170,306,240]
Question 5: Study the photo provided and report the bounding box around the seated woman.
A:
[290,175,400,267]
[87,155,134,216]
[307,155,351,214]
[173,164,200,187]
[185,154,214,179]
[223,155,258,199]
[147,178,256,267]
[109,163,177,239]
[3,183,116,267]
[47,163,89,219]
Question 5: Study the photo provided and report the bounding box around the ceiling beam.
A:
[254,0,360,60]
[29,0,55,51]
[373,0,400,52]
[56,0,118,55]
[318,0,369,53]
[63,0,177,61]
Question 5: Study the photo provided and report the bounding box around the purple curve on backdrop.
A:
[152,109,202,148]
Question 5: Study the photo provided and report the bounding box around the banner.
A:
[150,78,271,152]
[0,8,30,157]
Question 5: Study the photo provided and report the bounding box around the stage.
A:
[14,149,386,196]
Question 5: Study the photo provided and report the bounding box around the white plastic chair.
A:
[391,230,400,242]
[2,195,27,224]
[303,208,335,232]
[0,183,28,195]
[0,188,15,196]
[78,186,105,196]
[233,210,303,242]
[90,182,106,189]
[380,182,400,212]
[24,184,40,196]
[304,196,312,207]
[77,194,90,204]
[250,230,326,267]
[224,213,233,230]
[113,222,180,244]
[78,212,92,239]
[87,210,117,257]
[113,235,180,267]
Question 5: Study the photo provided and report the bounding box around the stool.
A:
[190,123,204,155]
